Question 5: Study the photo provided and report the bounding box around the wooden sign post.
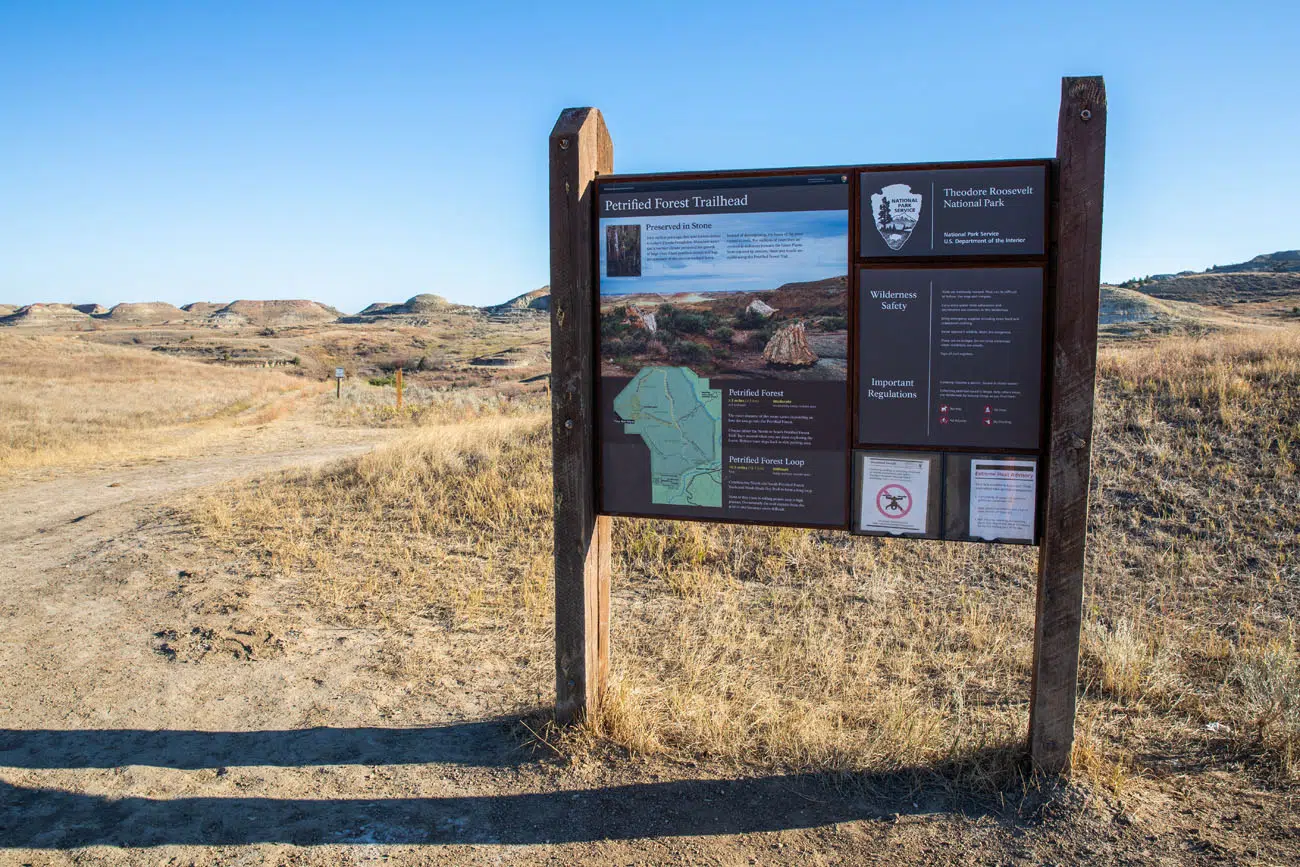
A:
[549,78,1105,768]
[1029,76,1106,772]
[549,107,613,724]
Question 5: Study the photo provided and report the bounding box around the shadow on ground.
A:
[0,720,1069,848]
[0,720,523,770]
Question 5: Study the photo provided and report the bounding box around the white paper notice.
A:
[859,455,931,535]
[969,459,1037,541]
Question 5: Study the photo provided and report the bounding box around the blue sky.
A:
[1,1,1295,311]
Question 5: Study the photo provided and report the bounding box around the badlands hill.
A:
[0,303,91,327]
[181,302,227,317]
[355,293,468,318]
[484,286,550,314]
[0,298,342,329]
[355,288,553,318]
[1,290,550,330]
[1131,250,1300,305]
[106,302,189,324]
[1137,271,1300,305]
[1093,284,1238,337]
[1205,249,1300,274]
[217,299,340,326]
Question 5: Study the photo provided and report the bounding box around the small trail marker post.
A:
[549,77,1104,769]
[396,367,404,412]
[335,366,345,400]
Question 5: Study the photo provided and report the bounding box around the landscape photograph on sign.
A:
[598,208,849,382]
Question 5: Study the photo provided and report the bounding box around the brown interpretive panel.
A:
[860,164,1048,258]
[856,267,1045,450]
[595,172,852,529]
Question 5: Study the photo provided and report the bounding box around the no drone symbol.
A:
[876,484,912,519]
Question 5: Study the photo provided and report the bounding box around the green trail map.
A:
[613,366,722,508]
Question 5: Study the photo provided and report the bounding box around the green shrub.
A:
[672,341,711,364]
[656,305,718,336]
[601,308,632,338]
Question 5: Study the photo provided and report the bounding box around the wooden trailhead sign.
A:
[549,77,1106,772]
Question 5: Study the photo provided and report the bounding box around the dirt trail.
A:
[1,441,376,545]
[0,438,387,730]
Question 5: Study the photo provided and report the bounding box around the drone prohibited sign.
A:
[855,453,936,536]
[876,484,913,519]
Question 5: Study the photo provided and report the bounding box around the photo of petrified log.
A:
[606,225,642,277]
[625,304,657,333]
[762,321,818,368]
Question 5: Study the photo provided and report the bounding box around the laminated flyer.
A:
[858,455,931,535]
[969,458,1037,541]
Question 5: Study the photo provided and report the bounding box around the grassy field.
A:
[0,335,315,476]
[186,326,1300,790]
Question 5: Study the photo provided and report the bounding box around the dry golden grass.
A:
[0,334,312,476]
[189,414,555,634]
[323,379,548,429]
[185,326,1300,786]
[1080,328,1300,780]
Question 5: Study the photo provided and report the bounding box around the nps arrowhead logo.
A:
[870,183,923,251]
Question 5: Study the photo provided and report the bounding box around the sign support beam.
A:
[1029,76,1106,772]
[550,107,613,724]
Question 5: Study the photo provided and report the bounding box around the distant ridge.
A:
[1128,250,1300,285]
[1128,251,1300,305]
[1205,250,1300,274]
[484,286,550,314]
[0,303,90,327]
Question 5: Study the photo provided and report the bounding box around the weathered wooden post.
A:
[1029,76,1107,771]
[549,108,613,724]
[396,367,404,411]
